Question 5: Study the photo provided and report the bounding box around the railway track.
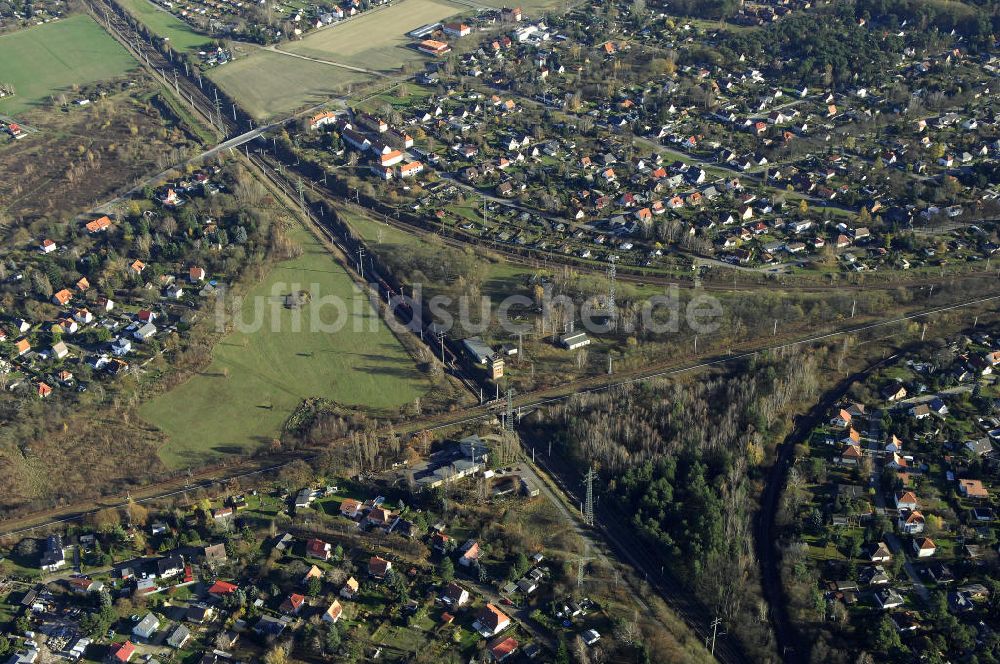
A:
[3,293,997,535]
[50,11,1000,660]
[0,281,996,660]
[246,153,485,397]
[284,166,1000,295]
[90,0,1000,298]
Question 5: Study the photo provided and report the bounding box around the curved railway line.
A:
[37,9,1000,660]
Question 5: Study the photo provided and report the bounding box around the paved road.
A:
[898,382,982,406]
[866,407,929,601]
[756,352,901,664]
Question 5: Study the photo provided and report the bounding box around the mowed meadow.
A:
[140,218,430,469]
[284,0,462,72]
[116,0,214,51]
[208,0,462,119]
[207,50,372,120]
[0,15,137,115]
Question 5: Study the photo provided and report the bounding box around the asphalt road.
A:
[755,356,898,663]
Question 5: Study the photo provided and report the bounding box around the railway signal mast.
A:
[504,389,514,431]
[607,255,618,330]
[583,466,596,526]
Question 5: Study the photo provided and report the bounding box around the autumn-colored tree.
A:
[90,507,121,533]
[127,500,149,527]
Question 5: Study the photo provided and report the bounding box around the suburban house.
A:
[157,555,184,578]
[369,556,392,579]
[208,580,238,596]
[203,543,228,566]
[837,444,863,466]
[474,603,511,636]
[458,540,481,567]
[881,383,908,402]
[443,21,471,37]
[52,289,73,306]
[895,491,919,510]
[133,323,157,341]
[51,341,69,360]
[107,641,136,663]
[340,498,363,519]
[866,541,892,563]
[132,613,160,640]
[303,565,323,586]
[399,161,424,178]
[323,600,344,624]
[68,577,103,594]
[966,438,994,457]
[166,624,190,649]
[280,593,306,615]
[914,537,937,557]
[489,636,519,662]
[365,506,394,529]
[309,111,339,130]
[340,577,359,599]
[112,337,132,357]
[830,408,852,428]
[186,604,214,623]
[444,582,470,607]
[41,535,65,571]
[898,509,925,535]
[958,479,988,499]
[875,587,905,609]
[306,538,332,561]
[86,216,112,234]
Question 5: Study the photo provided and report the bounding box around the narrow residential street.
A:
[866,408,930,601]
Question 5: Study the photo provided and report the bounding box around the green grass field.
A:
[140,218,430,469]
[336,204,538,302]
[473,0,572,11]
[207,49,372,119]
[0,15,137,115]
[285,0,462,73]
[117,0,214,51]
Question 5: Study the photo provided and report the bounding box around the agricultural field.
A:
[140,215,431,469]
[116,0,215,51]
[207,49,372,119]
[0,14,137,115]
[284,0,462,72]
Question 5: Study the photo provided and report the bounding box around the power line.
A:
[356,247,366,279]
[707,617,724,655]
